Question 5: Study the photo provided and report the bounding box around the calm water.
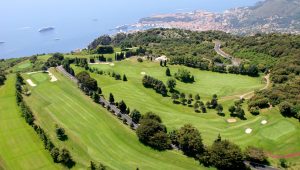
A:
[0,0,260,59]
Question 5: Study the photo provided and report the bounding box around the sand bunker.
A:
[109,63,115,66]
[26,79,37,87]
[261,120,268,125]
[141,72,146,75]
[245,128,252,134]
[48,72,57,82]
[227,118,237,123]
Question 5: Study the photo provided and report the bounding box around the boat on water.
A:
[38,27,55,32]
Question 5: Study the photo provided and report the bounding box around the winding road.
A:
[214,40,241,66]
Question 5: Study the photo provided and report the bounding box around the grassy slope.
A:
[0,75,59,170]
[71,58,300,160]
[23,69,209,170]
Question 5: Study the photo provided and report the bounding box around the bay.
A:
[0,0,260,59]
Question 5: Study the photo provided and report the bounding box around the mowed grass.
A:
[23,70,209,170]
[71,58,300,159]
[0,75,59,170]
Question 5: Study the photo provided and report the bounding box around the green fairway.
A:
[23,69,209,170]
[70,58,300,158]
[0,75,59,170]
[18,62,32,69]
[261,120,296,140]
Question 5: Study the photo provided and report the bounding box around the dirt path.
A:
[267,152,300,159]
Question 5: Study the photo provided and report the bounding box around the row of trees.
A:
[0,70,6,86]
[15,73,75,168]
[136,111,268,169]
[142,75,167,96]
[89,67,128,82]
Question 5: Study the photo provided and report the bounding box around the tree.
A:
[228,106,236,114]
[180,93,186,104]
[166,78,176,92]
[50,147,60,163]
[93,92,100,103]
[97,87,102,95]
[123,74,127,81]
[136,119,170,150]
[118,100,127,113]
[130,109,141,124]
[142,112,162,123]
[194,103,199,112]
[216,104,223,113]
[55,125,67,141]
[166,68,171,76]
[171,93,179,103]
[90,161,97,170]
[279,101,293,117]
[244,146,268,164]
[58,148,74,167]
[176,124,204,157]
[174,69,195,83]
[195,94,200,101]
[208,140,245,170]
[109,93,114,104]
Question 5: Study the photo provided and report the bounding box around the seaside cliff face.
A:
[135,0,300,35]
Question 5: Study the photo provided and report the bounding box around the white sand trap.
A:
[245,128,252,134]
[26,79,37,87]
[141,72,146,75]
[109,63,115,66]
[261,120,268,125]
[227,118,237,123]
[48,72,57,82]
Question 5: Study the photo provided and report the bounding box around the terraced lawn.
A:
[23,70,208,170]
[0,75,59,170]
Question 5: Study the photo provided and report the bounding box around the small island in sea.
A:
[38,27,55,33]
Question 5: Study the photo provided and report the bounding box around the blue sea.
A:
[0,0,260,59]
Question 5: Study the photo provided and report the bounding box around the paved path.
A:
[244,161,279,170]
[214,40,241,66]
[56,66,138,130]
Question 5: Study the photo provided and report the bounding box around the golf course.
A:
[22,69,210,170]
[14,55,299,169]
[1,28,299,170]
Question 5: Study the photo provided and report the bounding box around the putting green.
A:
[31,72,48,82]
[261,120,296,140]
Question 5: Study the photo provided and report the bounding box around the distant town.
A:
[130,7,300,35]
